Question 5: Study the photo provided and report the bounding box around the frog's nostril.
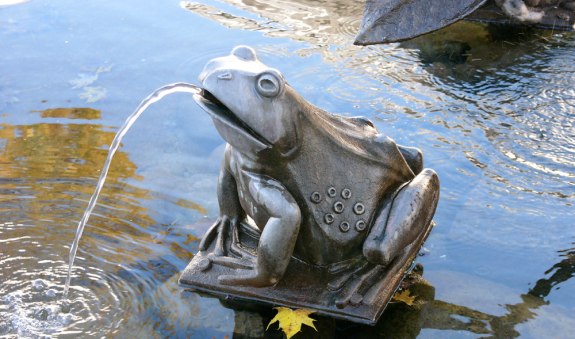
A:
[217,72,233,80]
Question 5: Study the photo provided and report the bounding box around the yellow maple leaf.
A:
[266,307,317,339]
[392,289,416,306]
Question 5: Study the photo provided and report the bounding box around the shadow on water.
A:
[196,242,574,338]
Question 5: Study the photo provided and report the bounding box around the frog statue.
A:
[180,46,440,324]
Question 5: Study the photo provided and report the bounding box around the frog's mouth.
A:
[193,89,272,152]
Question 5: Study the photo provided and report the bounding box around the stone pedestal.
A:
[180,221,434,325]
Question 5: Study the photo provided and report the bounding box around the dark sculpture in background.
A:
[355,0,575,45]
[179,46,440,324]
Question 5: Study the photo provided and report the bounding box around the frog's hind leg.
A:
[363,169,439,266]
[217,175,301,287]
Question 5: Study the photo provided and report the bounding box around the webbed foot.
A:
[335,265,386,308]
[198,215,240,256]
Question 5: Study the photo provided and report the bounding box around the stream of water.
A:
[63,83,201,297]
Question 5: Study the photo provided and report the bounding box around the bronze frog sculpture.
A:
[181,46,439,322]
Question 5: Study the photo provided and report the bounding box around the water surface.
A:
[1,0,574,337]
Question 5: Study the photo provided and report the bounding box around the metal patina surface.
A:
[355,0,575,45]
[179,46,440,323]
[355,0,487,45]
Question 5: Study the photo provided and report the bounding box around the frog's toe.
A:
[199,216,239,256]
[217,270,280,287]
[363,246,394,267]
[198,217,221,252]
[334,265,385,308]
[208,254,254,270]
[229,239,257,260]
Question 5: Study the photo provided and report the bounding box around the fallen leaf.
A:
[266,307,317,339]
[392,289,416,306]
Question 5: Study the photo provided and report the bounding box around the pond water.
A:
[1,0,574,338]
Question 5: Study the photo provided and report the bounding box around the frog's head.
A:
[193,46,301,155]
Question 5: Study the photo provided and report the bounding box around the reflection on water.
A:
[63,83,200,297]
[181,0,362,47]
[404,24,575,194]
[1,0,574,337]
[214,244,575,338]
[0,109,222,336]
[184,0,575,245]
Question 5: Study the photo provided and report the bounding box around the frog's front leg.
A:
[199,157,245,256]
[218,174,301,287]
[363,169,440,265]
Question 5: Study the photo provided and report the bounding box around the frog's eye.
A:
[256,69,284,98]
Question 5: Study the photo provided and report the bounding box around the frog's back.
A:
[285,107,415,266]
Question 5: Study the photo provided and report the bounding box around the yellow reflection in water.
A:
[0,107,211,337]
[0,116,136,180]
[36,107,102,120]
[0,107,156,252]
[1,106,207,255]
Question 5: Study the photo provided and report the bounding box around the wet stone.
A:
[181,46,441,326]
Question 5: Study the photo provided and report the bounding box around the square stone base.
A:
[179,222,433,325]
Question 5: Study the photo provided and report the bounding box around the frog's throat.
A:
[193,89,272,152]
